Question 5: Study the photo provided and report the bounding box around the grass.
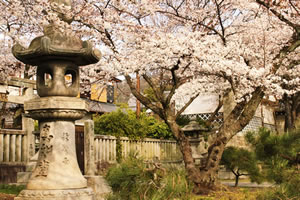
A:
[0,184,25,195]
[192,187,267,200]
[0,182,268,200]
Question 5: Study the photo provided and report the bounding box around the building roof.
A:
[87,99,117,113]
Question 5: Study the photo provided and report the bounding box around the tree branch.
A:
[143,74,163,103]
[214,0,226,44]
[205,95,223,128]
[74,19,118,53]
[175,93,200,119]
[230,168,238,176]
[125,75,164,119]
[256,0,300,32]
[228,87,265,139]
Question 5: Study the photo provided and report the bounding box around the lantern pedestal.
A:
[14,97,92,200]
[14,188,94,200]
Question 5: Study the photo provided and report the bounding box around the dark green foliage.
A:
[94,106,172,139]
[175,115,210,129]
[245,128,300,183]
[143,87,158,103]
[246,128,300,199]
[196,116,209,129]
[94,106,173,162]
[256,172,300,200]
[176,115,190,127]
[0,184,25,195]
[221,146,262,186]
[105,153,193,200]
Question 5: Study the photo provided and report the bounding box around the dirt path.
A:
[0,193,16,200]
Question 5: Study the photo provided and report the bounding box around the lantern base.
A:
[14,188,94,200]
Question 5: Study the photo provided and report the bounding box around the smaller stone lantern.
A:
[182,120,210,165]
[182,120,208,138]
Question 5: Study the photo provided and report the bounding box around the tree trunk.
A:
[283,94,295,132]
[164,88,264,194]
[195,87,264,194]
[165,117,215,193]
[235,174,240,187]
[167,116,224,194]
[197,134,227,194]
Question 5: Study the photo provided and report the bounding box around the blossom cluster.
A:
[0,0,298,106]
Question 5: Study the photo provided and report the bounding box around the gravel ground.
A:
[221,181,274,188]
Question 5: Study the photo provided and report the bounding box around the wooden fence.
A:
[94,135,182,163]
[0,129,28,163]
[0,130,183,165]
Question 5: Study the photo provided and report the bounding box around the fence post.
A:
[84,120,95,175]
[22,114,35,162]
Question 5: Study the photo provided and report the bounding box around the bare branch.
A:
[228,87,265,139]
[143,74,163,102]
[256,0,300,32]
[165,59,189,106]
[289,0,300,16]
[125,75,164,119]
[205,95,223,128]
[214,0,226,44]
[175,93,200,119]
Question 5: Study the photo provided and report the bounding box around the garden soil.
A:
[0,193,15,200]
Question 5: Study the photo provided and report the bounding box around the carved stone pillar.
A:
[23,97,88,190]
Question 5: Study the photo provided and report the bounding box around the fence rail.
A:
[0,129,183,165]
[0,129,27,163]
[94,135,182,163]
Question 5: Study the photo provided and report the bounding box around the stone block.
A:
[85,175,112,200]
[14,188,94,200]
[17,172,32,184]
[25,162,36,172]
[24,96,89,111]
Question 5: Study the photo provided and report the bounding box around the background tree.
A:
[221,146,262,187]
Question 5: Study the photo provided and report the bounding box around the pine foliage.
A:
[246,128,300,199]
[221,146,262,186]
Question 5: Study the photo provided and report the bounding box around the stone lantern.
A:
[12,1,100,199]
[182,120,210,166]
[182,120,208,138]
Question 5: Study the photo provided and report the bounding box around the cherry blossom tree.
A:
[1,0,299,194]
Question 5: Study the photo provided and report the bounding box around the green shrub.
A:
[105,152,193,200]
[0,184,25,195]
[94,106,172,139]
[256,169,300,200]
[246,127,300,199]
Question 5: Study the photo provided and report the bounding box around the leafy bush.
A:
[176,115,190,127]
[94,106,172,139]
[105,152,193,200]
[0,184,25,195]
